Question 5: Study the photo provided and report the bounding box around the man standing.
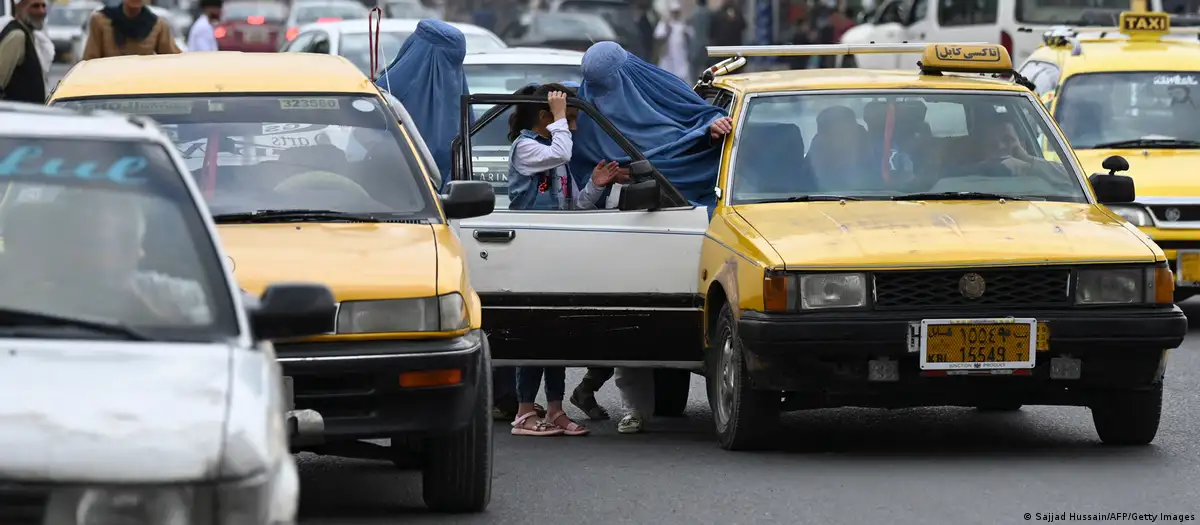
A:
[688,0,712,71]
[654,0,691,80]
[186,0,222,52]
[709,0,745,48]
[0,0,48,103]
[82,0,180,59]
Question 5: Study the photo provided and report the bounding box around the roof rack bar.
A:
[707,43,986,57]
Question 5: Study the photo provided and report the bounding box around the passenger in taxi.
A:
[974,119,1067,179]
[375,19,469,189]
[803,105,874,191]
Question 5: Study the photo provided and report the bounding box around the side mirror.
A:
[1089,173,1136,204]
[249,283,337,341]
[1102,154,1130,175]
[628,159,654,179]
[618,178,661,211]
[441,180,495,219]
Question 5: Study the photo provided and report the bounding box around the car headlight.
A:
[1105,205,1153,227]
[44,486,194,525]
[337,293,468,333]
[800,273,868,309]
[1075,268,1155,305]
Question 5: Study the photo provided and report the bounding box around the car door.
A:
[450,94,710,368]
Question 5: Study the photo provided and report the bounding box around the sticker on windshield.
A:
[71,99,194,115]
[0,146,149,185]
[279,98,341,110]
[352,99,376,112]
[1154,74,1199,86]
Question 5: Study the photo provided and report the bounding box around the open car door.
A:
[449,94,710,369]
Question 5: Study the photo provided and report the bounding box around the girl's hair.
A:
[507,83,577,143]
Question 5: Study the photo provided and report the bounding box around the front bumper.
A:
[276,330,485,442]
[736,307,1186,406]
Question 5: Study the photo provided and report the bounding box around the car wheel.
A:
[707,302,779,451]
[975,403,1022,411]
[653,369,691,417]
[1090,386,1163,446]
[421,336,493,513]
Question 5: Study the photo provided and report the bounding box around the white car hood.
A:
[0,339,232,484]
[839,22,876,44]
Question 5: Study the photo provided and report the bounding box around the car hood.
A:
[734,200,1158,269]
[218,222,440,300]
[0,340,231,483]
[838,23,875,44]
[1074,148,1200,198]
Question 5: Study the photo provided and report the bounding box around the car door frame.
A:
[449,93,708,369]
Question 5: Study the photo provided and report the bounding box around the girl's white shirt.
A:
[511,118,610,210]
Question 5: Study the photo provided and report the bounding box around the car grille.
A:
[1148,205,1200,222]
[873,267,1071,310]
[0,482,50,524]
[291,372,377,419]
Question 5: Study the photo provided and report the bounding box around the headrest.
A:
[816,105,858,132]
[863,101,888,129]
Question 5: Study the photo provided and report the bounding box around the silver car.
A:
[0,102,336,524]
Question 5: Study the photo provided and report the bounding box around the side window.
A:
[877,0,903,24]
[1033,63,1061,95]
[937,0,998,26]
[309,31,331,54]
[284,32,317,52]
[907,0,928,23]
[925,101,969,137]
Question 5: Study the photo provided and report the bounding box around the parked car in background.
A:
[379,0,440,19]
[216,1,290,52]
[281,19,505,77]
[282,0,369,42]
[69,5,186,63]
[498,11,615,52]
[549,0,640,54]
[45,0,99,63]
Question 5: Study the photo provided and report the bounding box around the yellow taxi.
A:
[1019,11,1200,301]
[693,42,1186,450]
[48,52,497,512]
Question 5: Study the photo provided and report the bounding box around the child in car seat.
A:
[505,83,626,436]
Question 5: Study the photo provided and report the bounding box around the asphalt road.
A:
[296,302,1200,525]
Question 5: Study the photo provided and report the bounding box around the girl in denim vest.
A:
[506,83,624,436]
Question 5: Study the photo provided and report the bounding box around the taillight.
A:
[247,15,264,24]
[286,27,299,40]
[1000,29,1013,55]
[317,17,342,22]
[214,26,227,38]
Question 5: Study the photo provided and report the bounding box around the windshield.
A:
[53,95,438,219]
[1014,0,1126,24]
[0,137,236,341]
[730,92,1086,204]
[295,3,368,24]
[47,6,94,27]
[224,2,290,21]
[533,14,616,41]
[1055,71,1200,149]
[465,63,582,94]
[341,31,504,75]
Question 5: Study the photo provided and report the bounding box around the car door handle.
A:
[473,229,516,243]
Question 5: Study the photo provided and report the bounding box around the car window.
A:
[284,31,317,51]
[937,0,998,25]
[1031,63,1061,95]
[730,92,1085,204]
[309,31,330,53]
[1015,0,1126,24]
[531,13,617,41]
[1055,71,1200,149]
[465,63,583,95]
[53,95,440,220]
[294,3,369,24]
[0,137,237,341]
[876,0,903,23]
[46,5,93,26]
[340,31,504,76]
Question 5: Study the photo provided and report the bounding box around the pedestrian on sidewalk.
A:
[185,0,222,52]
[82,0,180,60]
[0,0,49,103]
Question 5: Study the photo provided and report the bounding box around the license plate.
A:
[283,376,294,411]
[242,28,268,43]
[919,318,1037,370]
[1178,251,1200,284]
[909,321,1049,352]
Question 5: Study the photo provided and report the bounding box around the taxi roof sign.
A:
[1120,11,1170,37]
[918,44,1013,74]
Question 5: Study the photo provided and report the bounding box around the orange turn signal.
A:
[399,369,463,388]
[1154,266,1174,304]
[763,272,791,312]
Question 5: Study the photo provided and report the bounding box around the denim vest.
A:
[507,130,573,211]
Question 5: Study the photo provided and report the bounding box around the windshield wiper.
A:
[0,308,150,341]
[212,209,382,224]
[892,192,1027,201]
[1090,138,1200,149]
[775,195,863,202]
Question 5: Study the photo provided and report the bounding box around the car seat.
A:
[732,121,811,195]
[804,105,870,189]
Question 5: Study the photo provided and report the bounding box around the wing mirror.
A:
[248,283,337,341]
[441,180,496,219]
[617,160,661,211]
[1089,155,1135,204]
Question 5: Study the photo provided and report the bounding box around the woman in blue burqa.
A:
[567,41,733,209]
[375,19,469,189]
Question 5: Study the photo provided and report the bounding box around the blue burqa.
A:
[568,41,728,207]
[375,19,468,189]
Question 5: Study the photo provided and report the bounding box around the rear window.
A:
[1014,0,1127,25]
[295,3,369,24]
[224,2,289,21]
[532,13,617,41]
[52,95,438,220]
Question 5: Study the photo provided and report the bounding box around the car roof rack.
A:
[1020,11,1200,55]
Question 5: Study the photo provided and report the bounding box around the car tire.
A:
[421,336,493,513]
[653,369,692,417]
[1090,385,1163,446]
[707,302,779,451]
[975,403,1022,411]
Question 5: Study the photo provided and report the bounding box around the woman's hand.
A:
[592,160,622,186]
[548,91,568,122]
[709,116,734,140]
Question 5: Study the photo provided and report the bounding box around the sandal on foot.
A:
[547,411,590,436]
[569,388,610,420]
[533,403,547,418]
[511,412,564,436]
[617,413,644,434]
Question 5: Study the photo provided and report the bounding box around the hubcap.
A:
[715,331,737,429]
